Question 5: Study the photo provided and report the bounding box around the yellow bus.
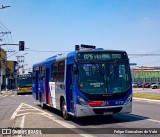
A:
[17,74,32,94]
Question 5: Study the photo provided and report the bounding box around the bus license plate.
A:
[103,111,113,115]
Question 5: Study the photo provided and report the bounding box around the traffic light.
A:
[19,41,25,51]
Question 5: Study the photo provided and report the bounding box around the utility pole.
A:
[0,47,2,93]
[0,4,11,93]
[16,53,28,75]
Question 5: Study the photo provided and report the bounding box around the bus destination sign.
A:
[78,52,126,60]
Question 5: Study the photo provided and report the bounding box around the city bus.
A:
[32,45,132,120]
[17,74,32,94]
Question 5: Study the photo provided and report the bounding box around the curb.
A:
[133,97,160,103]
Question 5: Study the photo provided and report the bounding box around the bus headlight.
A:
[77,96,88,106]
[124,94,132,105]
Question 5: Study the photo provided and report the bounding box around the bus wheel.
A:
[62,100,69,120]
[40,94,45,109]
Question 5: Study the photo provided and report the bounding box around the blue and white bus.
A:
[32,45,132,120]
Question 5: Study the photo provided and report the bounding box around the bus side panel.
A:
[49,82,56,108]
[32,70,39,100]
[45,68,50,105]
[66,64,74,113]
[49,81,65,110]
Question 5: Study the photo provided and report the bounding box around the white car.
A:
[132,83,138,88]
[150,82,160,89]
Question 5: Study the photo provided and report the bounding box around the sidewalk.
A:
[0,89,14,95]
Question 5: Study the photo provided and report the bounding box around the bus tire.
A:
[61,100,69,120]
[40,93,45,109]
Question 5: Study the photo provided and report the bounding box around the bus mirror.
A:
[74,66,78,75]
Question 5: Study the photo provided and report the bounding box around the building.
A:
[6,61,18,89]
[0,48,7,90]
[132,67,160,83]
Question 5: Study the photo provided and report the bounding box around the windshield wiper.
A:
[89,61,104,76]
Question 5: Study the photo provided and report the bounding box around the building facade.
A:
[132,67,160,83]
[0,48,7,90]
[6,61,18,89]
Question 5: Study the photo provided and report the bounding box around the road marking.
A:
[10,103,53,120]
[20,115,25,128]
[16,112,45,117]
[18,108,38,111]
[10,103,24,120]
[11,103,94,137]
[19,115,25,137]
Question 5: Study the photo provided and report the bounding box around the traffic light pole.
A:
[0,44,19,46]
[0,41,25,51]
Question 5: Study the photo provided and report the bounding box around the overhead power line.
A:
[26,49,70,52]
[26,50,160,56]
[129,54,160,56]
[0,21,10,31]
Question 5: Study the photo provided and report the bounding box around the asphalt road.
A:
[0,90,160,137]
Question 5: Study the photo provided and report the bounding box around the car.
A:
[137,82,143,88]
[150,82,160,89]
[132,83,138,88]
[144,82,155,88]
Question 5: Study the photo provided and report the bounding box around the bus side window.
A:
[33,67,36,81]
[57,61,65,82]
[52,63,58,82]
[39,65,45,81]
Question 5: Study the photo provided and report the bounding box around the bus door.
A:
[45,68,50,105]
[66,64,74,112]
[35,70,39,100]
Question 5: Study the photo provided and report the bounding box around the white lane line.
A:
[10,103,53,120]
[20,115,25,128]
[16,112,46,117]
[21,103,53,117]
[19,115,25,137]
[18,109,39,111]
[10,103,23,120]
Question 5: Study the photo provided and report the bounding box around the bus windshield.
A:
[17,76,32,88]
[78,61,130,94]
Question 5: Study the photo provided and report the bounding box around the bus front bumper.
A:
[74,101,132,117]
